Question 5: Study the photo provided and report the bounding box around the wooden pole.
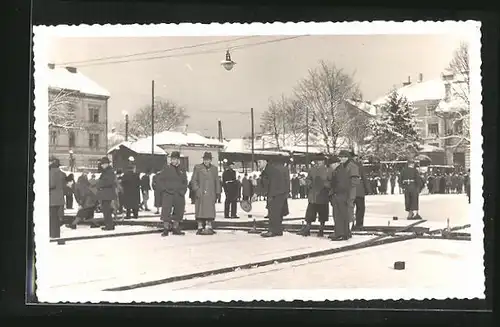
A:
[305,105,309,169]
[251,108,255,172]
[151,80,155,157]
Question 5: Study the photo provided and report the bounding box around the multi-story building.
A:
[48,64,110,170]
[372,73,469,168]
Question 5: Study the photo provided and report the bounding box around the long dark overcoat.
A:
[121,170,141,209]
[151,174,162,208]
[306,165,330,204]
[191,163,222,219]
[96,166,116,201]
[49,166,66,207]
[241,177,253,197]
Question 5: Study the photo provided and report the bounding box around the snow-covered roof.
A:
[281,145,325,154]
[224,138,250,152]
[373,80,446,106]
[107,139,167,155]
[435,97,469,114]
[154,131,224,147]
[419,144,444,152]
[345,99,377,116]
[47,65,110,97]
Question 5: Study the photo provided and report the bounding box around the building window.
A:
[50,131,57,145]
[427,123,439,137]
[89,133,100,149]
[68,131,76,147]
[88,106,100,123]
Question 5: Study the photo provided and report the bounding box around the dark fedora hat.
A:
[100,156,110,164]
[170,151,181,159]
[203,152,212,160]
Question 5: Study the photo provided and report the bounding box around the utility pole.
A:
[151,80,155,156]
[125,114,129,141]
[305,105,309,169]
[251,107,255,171]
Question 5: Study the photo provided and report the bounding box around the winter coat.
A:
[49,165,66,207]
[306,165,330,204]
[121,170,141,208]
[151,174,162,208]
[156,164,188,196]
[260,163,290,197]
[96,166,116,201]
[329,159,360,201]
[222,169,238,201]
[241,177,253,197]
[140,174,151,192]
[190,163,221,219]
[75,177,97,209]
[353,160,370,197]
[291,177,300,194]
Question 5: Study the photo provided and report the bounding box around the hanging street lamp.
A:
[221,50,236,71]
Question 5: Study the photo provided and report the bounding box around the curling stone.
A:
[57,240,66,245]
[393,216,398,220]
[394,261,405,270]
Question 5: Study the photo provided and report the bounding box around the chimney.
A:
[418,73,423,83]
[402,76,411,86]
[66,66,77,73]
[48,63,55,69]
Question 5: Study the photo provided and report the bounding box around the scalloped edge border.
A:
[32,21,484,303]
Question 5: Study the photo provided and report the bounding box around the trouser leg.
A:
[49,206,61,238]
[224,198,230,217]
[332,195,349,238]
[230,200,237,217]
[354,196,365,227]
[101,200,113,228]
[268,194,286,234]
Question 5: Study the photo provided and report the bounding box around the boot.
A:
[406,211,414,219]
[171,221,185,235]
[297,223,311,236]
[162,222,171,237]
[317,222,325,237]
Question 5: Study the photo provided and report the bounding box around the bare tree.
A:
[294,61,361,154]
[282,97,307,146]
[119,97,189,138]
[435,42,471,165]
[260,97,286,150]
[48,89,81,130]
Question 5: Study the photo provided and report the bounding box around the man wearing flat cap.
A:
[190,152,222,235]
[96,156,116,231]
[400,158,423,220]
[222,161,239,218]
[156,151,188,236]
[328,150,360,241]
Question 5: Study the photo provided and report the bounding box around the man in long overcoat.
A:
[328,150,360,241]
[352,152,371,229]
[259,159,290,238]
[96,157,116,230]
[121,165,141,219]
[222,161,239,218]
[400,159,423,219]
[49,156,66,238]
[297,158,330,237]
[191,152,221,235]
[156,151,187,236]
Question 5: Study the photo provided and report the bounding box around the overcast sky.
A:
[48,34,465,138]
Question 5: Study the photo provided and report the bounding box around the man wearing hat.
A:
[96,156,117,230]
[258,158,290,237]
[49,156,66,238]
[297,157,330,237]
[156,151,188,236]
[328,150,360,241]
[351,151,371,229]
[400,158,423,219]
[222,161,239,218]
[190,152,222,235]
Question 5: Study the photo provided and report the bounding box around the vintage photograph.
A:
[33,22,484,302]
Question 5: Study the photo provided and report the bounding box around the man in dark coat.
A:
[222,161,239,218]
[49,156,66,238]
[352,152,370,229]
[297,158,330,237]
[96,157,116,230]
[156,151,187,236]
[400,159,423,220]
[121,165,141,219]
[328,150,360,241]
[390,172,397,195]
[291,174,300,199]
[191,152,222,235]
[464,169,471,203]
[140,170,152,211]
[151,171,162,214]
[259,159,290,238]
[216,176,222,203]
[241,173,253,201]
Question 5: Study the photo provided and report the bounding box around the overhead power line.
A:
[56,35,257,66]
[58,35,306,68]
